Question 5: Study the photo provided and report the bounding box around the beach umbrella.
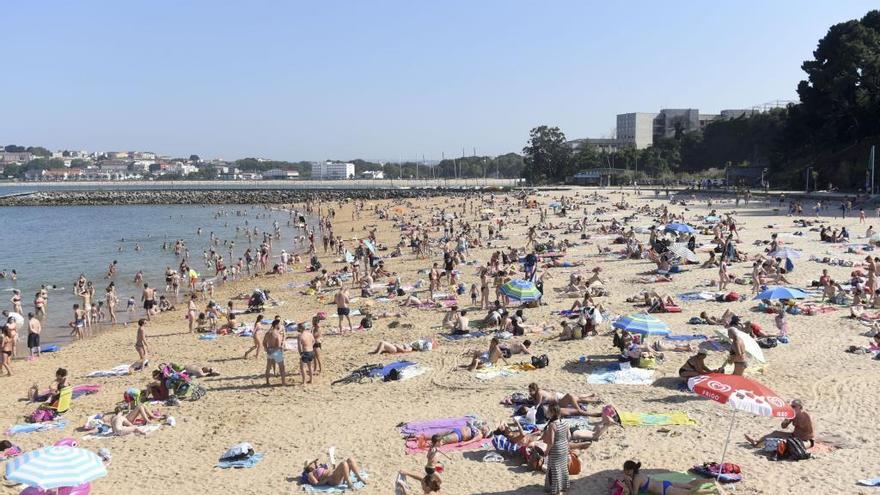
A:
[752,286,808,301]
[499,279,542,302]
[704,215,721,223]
[667,243,699,263]
[612,313,670,336]
[870,233,880,242]
[713,327,765,363]
[769,247,802,260]
[688,373,794,480]
[6,446,107,490]
[548,201,562,209]
[442,213,455,221]
[362,239,377,255]
[664,223,695,234]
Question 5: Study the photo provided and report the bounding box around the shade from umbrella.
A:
[6,446,107,490]
[664,223,695,234]
[713,327,765,363]
[668,243,699,263]
[688,373,794,418]
[500,279,542,302]
[753,286,808,300]
[769,247,802,259]
[612,313,670,336]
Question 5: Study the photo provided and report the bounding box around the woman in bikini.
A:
[612,460,715,495]
[303,456,368,490]
[528,383,600,416]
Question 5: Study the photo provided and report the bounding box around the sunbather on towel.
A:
[429,421,491,446]
[111,404,163,436]
[528,382,600,416]
[370,341,412,354]
[651,340,696,353]
[612,460,714,495]
[462,337,506,371]
[27,367,68,403]
[303,456,368,490]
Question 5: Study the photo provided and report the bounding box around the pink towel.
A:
[405,434,485,455]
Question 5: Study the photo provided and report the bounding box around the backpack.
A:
[360,316,373,329]
[384,369,402,382]
[757,337,778,349]
[28,408,57,424]
[531,354,549,369]
[777,438,811,461]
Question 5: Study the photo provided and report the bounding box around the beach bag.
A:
[591,309,604,325]
[384,369,402,382]
[764,437,784,452]
[360,316,373,329]
[220,442,254,462]
[637,357,657,369]
[28,408,57,423]
[567,452,582,475]
[531,354,549,369]
[189,384,207,401]
[778,438,811,461]
[757,337,778,349]
[688,316,706,325]
[785,258,795,273]
[725,292,740,302]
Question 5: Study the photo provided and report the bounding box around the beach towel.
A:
[0,446,22,460]
[587,363,654,385]
[678,292,716,301]
[618,411,696,427]
[86,365,131,378]
[40,344,60,353]
[34,384,101,402]
[405,433,486,454]
[399,416,476,437]
[82,424,161,440]
[199,333,219,340]
[398,366,428,381]
[216,452,264,469]
[301,472,368,493]
[439,331,486,341]
[368,360,416,378]
[474,363,535,380]
[6,419,67,435]
[664,334,708,342]
[652,472,719,493]
[857,477,880,486]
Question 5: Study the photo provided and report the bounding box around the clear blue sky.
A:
[1,1,875,162]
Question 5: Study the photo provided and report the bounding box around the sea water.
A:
[0,203,309,345]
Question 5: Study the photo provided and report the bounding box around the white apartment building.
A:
[311,161,355,180]
[616,113,658,150]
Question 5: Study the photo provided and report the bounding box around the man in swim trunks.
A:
[263,319,286,386]
[298,324,316,385]
[335,287,352,335]
[141,283,156,321]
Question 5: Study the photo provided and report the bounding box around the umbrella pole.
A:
[716,409,737,481]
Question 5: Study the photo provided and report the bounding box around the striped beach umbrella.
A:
[500,279,542,302]
[668,243,699,263]
[6,446,107,489]
[612,313,670,336]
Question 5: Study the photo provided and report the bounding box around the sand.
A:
[1,188,878,495]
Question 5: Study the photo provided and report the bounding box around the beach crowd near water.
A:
[1,186,879,494]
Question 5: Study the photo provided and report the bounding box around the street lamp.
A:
[805,166,812,193]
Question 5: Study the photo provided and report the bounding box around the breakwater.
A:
[0,187,501,206]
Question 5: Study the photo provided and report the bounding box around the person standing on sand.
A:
[141,283,156,321]
[105,284,118,324]
[725,327,747,376]
[335,287,352,335]
[263,318,286,386]
[187,294,198,333]
[298,324,316,385]
[27,312,41,360]
[312,315,323,374]
[131,318,149,371]
[244,313,264,359]
[1,326,13,376]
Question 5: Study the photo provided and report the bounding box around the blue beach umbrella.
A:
[6,446,107,490]
[664,223,695,234]
[753,286,808,301]
[500,279,542,302]
[612,313,670,336]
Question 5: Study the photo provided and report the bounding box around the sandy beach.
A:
[2,187,878,495]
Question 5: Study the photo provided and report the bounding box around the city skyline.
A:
[1,1,875,161]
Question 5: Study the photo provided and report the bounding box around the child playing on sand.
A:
[470,283,478,307]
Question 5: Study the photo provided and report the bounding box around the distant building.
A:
[0,151,34,164]
[359,170,384,179]
[262,168,300,180]
[616,113,658,150]
[311,161,354,180]
[569,168,628,187]
[614,108,761,150]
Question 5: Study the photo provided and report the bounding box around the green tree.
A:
[189,154,200,162]
[572,142,599,170]
[522,126,572,183]
[4,145,25,152]
[26,146,52,157]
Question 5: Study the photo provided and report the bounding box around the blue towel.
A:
[440,331,486,341]
[368,360,416,378]
[857,477,880,486]
[302,472,367,493]
[6,419,68,435]
[40,344,60,353]
[664,334,708,341]
[198,334,219,341]
[216,452,264,469]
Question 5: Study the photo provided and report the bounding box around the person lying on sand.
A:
[528,382,600,415]
[461,337,507,371]
[370,341,412,354]
[428,421,492,447]
[613,460,716,495]
[303,456,368,490]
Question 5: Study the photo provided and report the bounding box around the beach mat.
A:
[86,364,131,378]
[857,477,880,486]
[302,472,367,493]
[439,331,486,341]
[405,433,485,455]
[217,452,264,469]
[6,419,67,435]
[368,360,416,378]
[587,363,654,385]
[475,363,535,380]
[618,411,696,427]
[664,334,708,342]
[654,472,718,493]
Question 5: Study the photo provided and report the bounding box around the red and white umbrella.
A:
[688,373,794,418]
[688,374,794,480]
